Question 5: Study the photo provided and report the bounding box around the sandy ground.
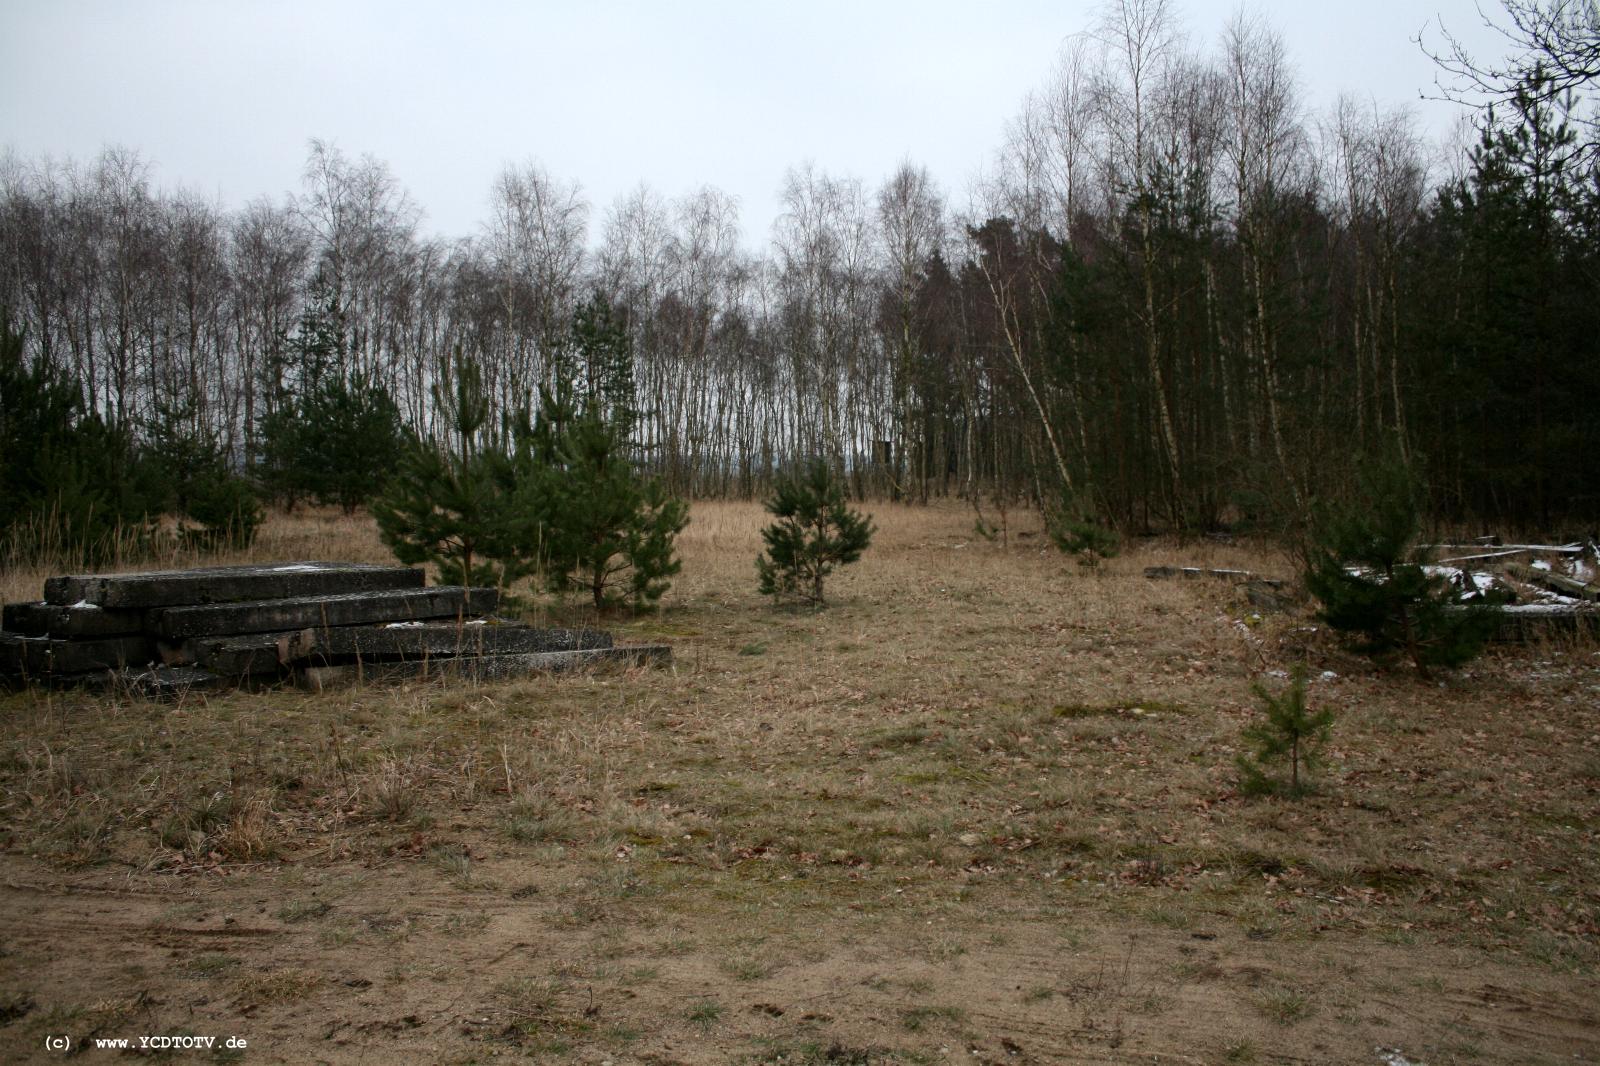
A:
[2,501,1597,1063]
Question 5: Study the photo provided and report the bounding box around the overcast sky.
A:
[1,1,1508,245]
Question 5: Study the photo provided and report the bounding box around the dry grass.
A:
[0,505,395,605]
[1,500,1598,1063]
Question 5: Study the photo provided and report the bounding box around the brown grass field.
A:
[1,501,1597,1064]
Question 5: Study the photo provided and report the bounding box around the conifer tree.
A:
[1237,667,1334,797]
[1304,452,1500,679]
[537,394,687,609]
[521,297,687,610]
[139,397,262,549]
[258,288,403,512]
[756,461,875,605]
[570,293,637,435]
[0,312,154,563]
[1049,490,1120,569]
[372,351,522,587]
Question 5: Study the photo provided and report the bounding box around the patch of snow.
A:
[1470,571,1495,592]
[69,599,100,610]
[384,621,425,628]
[1531,559,1552,571]
[465,619,488,626]
[1502,603,1595,615]
[272,564,327,572]
[1376,1048,1424,1066]
[1320,670,1338,681]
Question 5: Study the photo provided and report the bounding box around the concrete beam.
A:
[4,600,147,638]
[281,621,612,662]
[156,586,499,639]
[44,562,423,608]
[296,644,672,690]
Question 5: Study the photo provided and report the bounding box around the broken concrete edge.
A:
[295,644,674,691]
[43,562,424,608]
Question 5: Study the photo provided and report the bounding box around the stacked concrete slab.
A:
[1,562,669,693]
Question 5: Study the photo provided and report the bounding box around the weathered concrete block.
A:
[0,634,156,675]
[1144,565,1273,584]
[1244,579,1294,613]
[44,561,423,608]
[0,633,37,675]
[183,633,292,677]
[281,621,612,663]
[295,644,672,690]
[156,586,499,639]
[1469,603,1600,642]
[3,600,147,638]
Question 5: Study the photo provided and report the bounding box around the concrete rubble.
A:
[2,562,670,694]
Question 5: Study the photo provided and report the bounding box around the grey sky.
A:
[1,1,1508,244]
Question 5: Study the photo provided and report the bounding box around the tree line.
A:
[2,0,1595,538]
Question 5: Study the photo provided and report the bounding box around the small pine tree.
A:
[1237,667,1334,797]
[537,396,688,609]
[372,351,523,588]
[756,461,875,606]
[1304,453,1500,679]
[1049,491,1120,568]
[138,397,261,550]
[627,478,690,608]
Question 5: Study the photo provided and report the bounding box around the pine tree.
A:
[1237,667,1334,797]
[1,312,155,563]
[295,370,406,513]
[756,461,875,605]
[538,395,687,609]
[372,351,522,588]
[1304,452,1500,679]
[257,283,344,509]
[138,396,262,550]
[570,293,637,436]
[1048,490,1120,569]
[514,297,686,610]
[257,288,403,512]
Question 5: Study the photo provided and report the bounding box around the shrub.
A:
[1304,453,1499,679]
[756,461,874,605]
